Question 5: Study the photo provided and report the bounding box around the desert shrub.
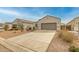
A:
[18,24,24,32]
[12,24,18,30]
[4,25,9,31]
[69,46,75,52]
[59,30,77,43]
[32,27,35,31]
[12,24,18,33]
[69,46,79,52]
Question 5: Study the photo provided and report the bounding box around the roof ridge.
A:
[67,16,79,24]
[37,15,61,22]
[15,18,34,22]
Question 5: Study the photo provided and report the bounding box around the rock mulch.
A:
[47,32,70,52]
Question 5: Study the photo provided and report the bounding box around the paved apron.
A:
[1,31,56,52]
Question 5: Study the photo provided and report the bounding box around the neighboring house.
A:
[13,18,35,30]
[4,18,35,30]
[36,15,61,30]
[67,17,79,31]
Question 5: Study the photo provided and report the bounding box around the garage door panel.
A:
[41,23,57,30]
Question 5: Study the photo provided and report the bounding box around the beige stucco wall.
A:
[37,16,61,30]
[23,23,35,30]
[13,19,34,29]
[67,17,79,31]
[74,19,79,31]
[8,24,12,30]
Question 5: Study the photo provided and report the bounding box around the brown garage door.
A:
[41,23,57,30]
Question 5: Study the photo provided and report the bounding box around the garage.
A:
[37,15,61,30]
[41,23,57,30]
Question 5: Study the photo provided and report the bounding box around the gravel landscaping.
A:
[47,31,70,52]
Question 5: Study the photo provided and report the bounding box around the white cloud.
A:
[0,9,21,16]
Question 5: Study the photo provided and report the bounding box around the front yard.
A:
[0,30,79,52]
[47,30,79,52]
[0,30,29,39]
[47,31,70,52]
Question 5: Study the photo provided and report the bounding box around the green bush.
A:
[69,46,75,52]
[69,46,79,52]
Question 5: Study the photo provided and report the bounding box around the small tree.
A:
[32,26,35,31]
[4,25,9,31]
[18,24,24,32]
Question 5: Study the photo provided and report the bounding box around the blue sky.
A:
[0,7,79,23]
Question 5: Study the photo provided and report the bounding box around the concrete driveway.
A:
[6,31,56,52]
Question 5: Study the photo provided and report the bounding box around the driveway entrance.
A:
[6,31,56,52]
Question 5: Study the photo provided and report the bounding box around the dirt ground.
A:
[0,30,29,39]
[47,32,70,52]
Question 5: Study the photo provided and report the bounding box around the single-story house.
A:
[5,18,35,30]
[36,15,61,30]
[13,18,35,30]
[4,15,61,31]
[67,17,79,31]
